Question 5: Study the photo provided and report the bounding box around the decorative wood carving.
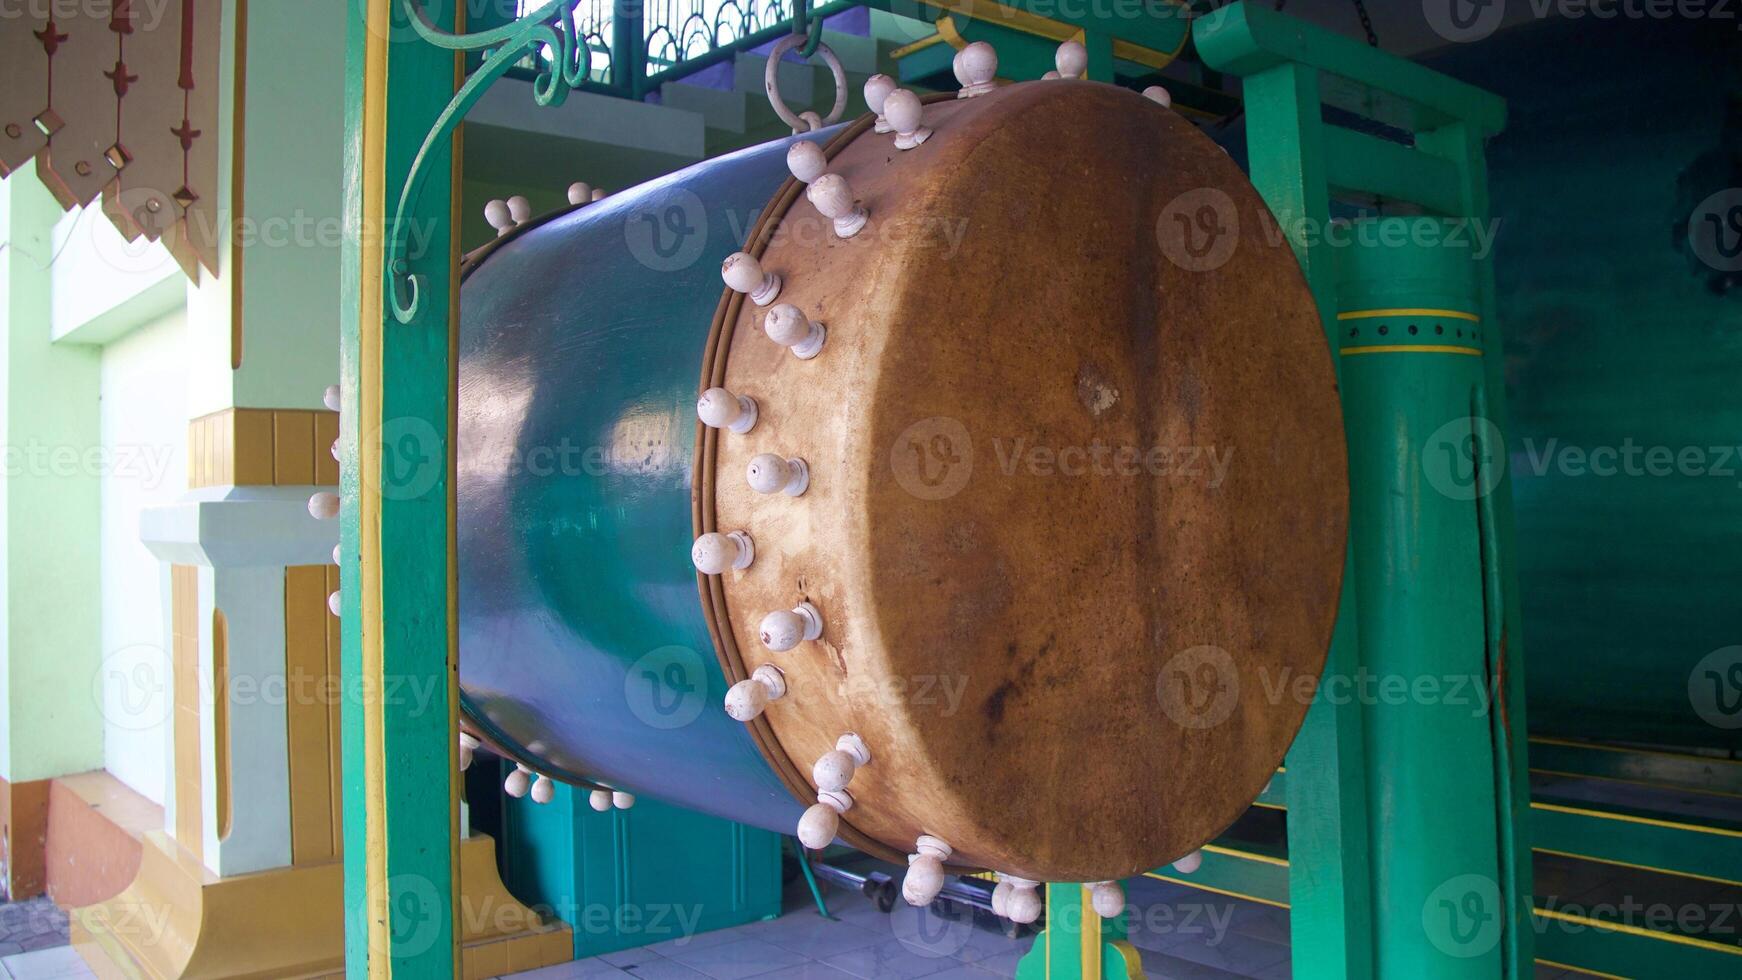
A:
[1,0,224,280]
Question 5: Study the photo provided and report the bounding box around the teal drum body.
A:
[455,135,818,831]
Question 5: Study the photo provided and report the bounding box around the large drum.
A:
[457,80,1346,889]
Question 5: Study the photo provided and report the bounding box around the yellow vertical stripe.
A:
[359,0,391,974]
[1080,886,1101,979]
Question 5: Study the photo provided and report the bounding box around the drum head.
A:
[709,81,1345,881]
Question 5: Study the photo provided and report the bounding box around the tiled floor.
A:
[0,874,1601,979]
[0,944,94,980]
[499,877,1293,980]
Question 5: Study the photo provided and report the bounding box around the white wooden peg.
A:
[507,196,532,227]
[724,664,787,721]
[763,304,826,359]
[693,530,755,575]
[1054,40,1087,80]
[902,836,953,907]
[459,732,479,771]
[531,774,555,804]
[327,591,341,617]
[589,788,613,811]
[1173,849,1203,874]
[323,385,340,412]
[864,74,897,133]
[759,601,823,652]
[722,251,782,306]
[308,492,339,520]
[796,788,853,849]
[883,89,931,150]
[747,453,811,496]
[1004,876,1043,923]
[485,199,514,237]
[807,174,867,238]
[612,791,635,809]
[787,141,827,183]
[812,733,871,791]
[697,387,758,433]
[505,764,532,798]
[567,182,592,205]
[591,187,607,202]
[954,41,997,98]
[1143,85,1173,108]
[1088,880,1125,917]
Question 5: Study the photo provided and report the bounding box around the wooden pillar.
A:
[339,0,463,974]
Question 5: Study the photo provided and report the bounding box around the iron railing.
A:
[509,0,863,99]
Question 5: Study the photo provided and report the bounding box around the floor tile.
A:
[500,957,634,979]
[743,964,865,980]
[643,927,756,958]
[0,946,93,979]
[819,938,960,979]
[611,957,713,980]
[659,937,809,980]
[599,946,665,969]
[750,915,886,959]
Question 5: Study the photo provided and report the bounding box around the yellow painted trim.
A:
[1080,886,1101,979]
[1531,801,1742,838]
[1108,939,1143,980]
[889,32,948,59]
[230,0,248,371]
[213,608,231,841]
[1533,906,1742,954]
[1337,307,1480,322]
[1202,844,1289,868]
[1042,907,1050,980]
[1251,801,1287,811]
[447,9,468,965]
[1341,345,1483,357]
[1530,735,1742,766]
[1532,847,1742,888]
[1142,873,1290,910]
[359,0,391,974]
[1534,959,1627,980]
[913,0,1186,71]
[1529,766,1742,801]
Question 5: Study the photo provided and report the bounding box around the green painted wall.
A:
[1431,20,1742,748]
[0,172,105,783]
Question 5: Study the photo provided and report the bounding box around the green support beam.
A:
[340,0,464,974]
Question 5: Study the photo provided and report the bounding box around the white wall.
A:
[98,309,188,805]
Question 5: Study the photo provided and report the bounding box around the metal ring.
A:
[764,33,848,134]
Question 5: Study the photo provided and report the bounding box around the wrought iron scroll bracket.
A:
[388,0,586,324]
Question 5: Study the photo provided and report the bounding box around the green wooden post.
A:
[1336,221,1501,977]
[1015,884,1143,980]
[1415,120,1535,980]
[341,0,463,974]
[1239,59,1376,980]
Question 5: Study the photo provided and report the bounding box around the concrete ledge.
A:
[140,486,338,569]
